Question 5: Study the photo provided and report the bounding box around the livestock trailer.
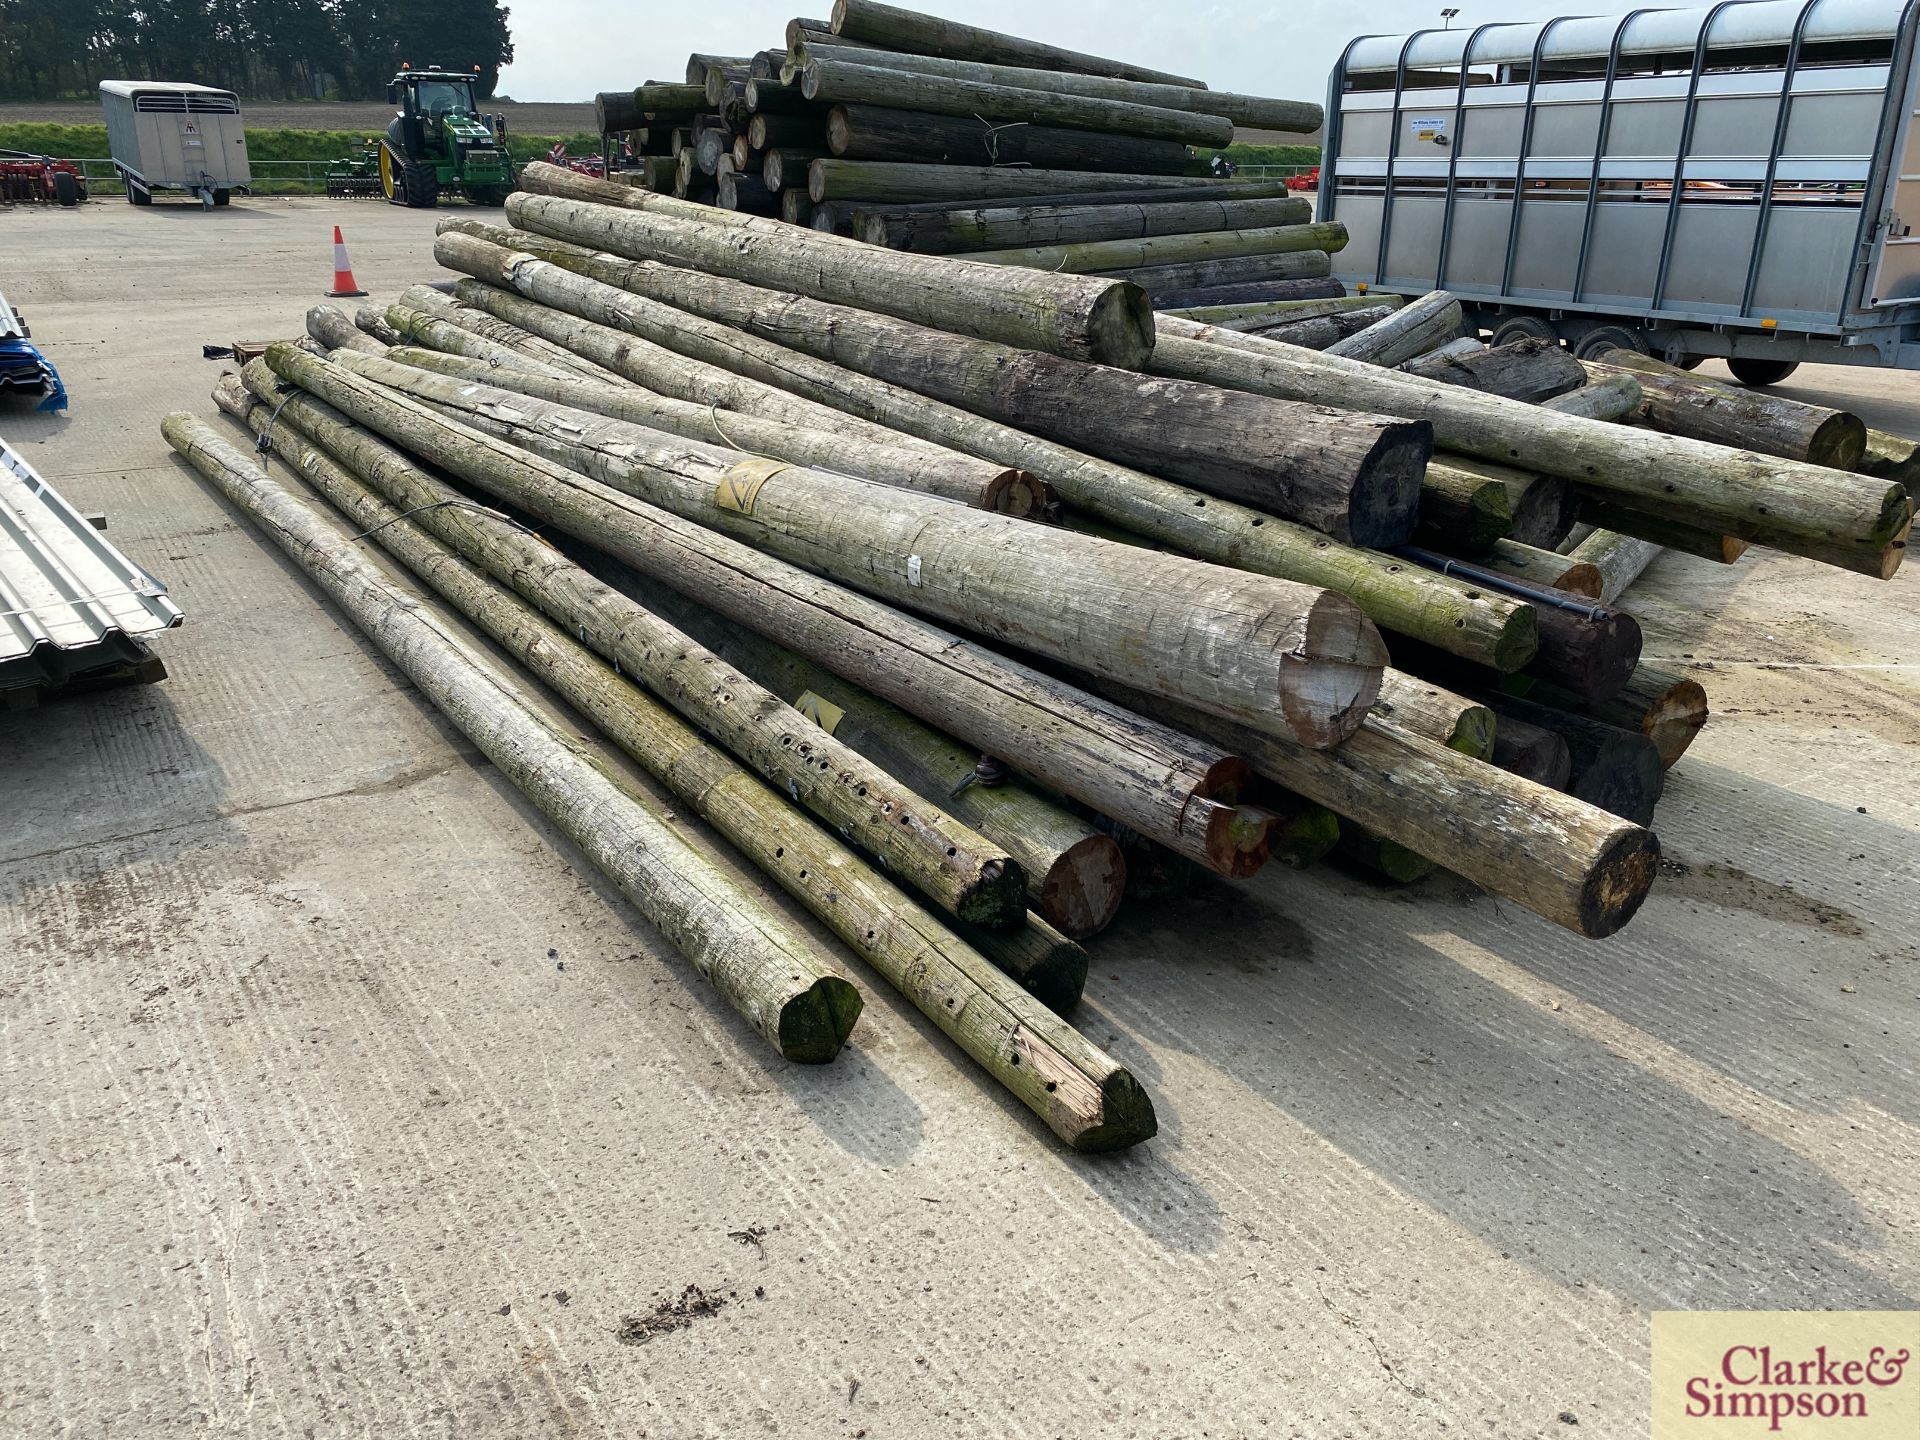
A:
[1320,0,1920,382]
[98,81,250,207]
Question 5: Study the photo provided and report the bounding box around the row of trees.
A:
[0,0,513,102]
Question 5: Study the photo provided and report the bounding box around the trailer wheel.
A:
[125,177,151,206]
[1490,314,1558,348]
[1572,325,1649,361]
[1727,357,1799,387]
[52,171,77,207]
[212,189,230,207]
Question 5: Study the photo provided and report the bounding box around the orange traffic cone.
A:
[327,225,367,297]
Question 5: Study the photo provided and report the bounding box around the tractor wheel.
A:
[1727,357,1800,387]
[467,184,512,206]
[399,161,439,208]
[53,170,77,207]
[1572,324,1650,361]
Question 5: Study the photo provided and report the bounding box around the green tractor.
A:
[378,65,515,207]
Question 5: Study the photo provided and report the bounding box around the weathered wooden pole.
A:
[1491,711,1574,789]
[807,159,1259,204]
[1325,291,1466,366]
[717,162,783,214]
[1147,277,1346,309]
[797,41,1321,131]
[434,235,1533,671]
[1859,428,1920,498]
[1151,315,1913,577]
[962,221,1349,275]
[829,0,1207,86]
[1482,691,1665,825]
[393,285,641,388]
[217,378,1086,1015]
[1585,352,1868,469]
[824,104,1204,175]
[1574,496,1751,564]
[1106,689,1661,939]
[1419,462,1513,550]
[305,304,385,354]
[761,148,830,193]
[1161,295,1390,328]
[1100,251,1334,298]
[214,404,1139,1125]
[1402,337,1587,403]
[1529,665,1708,771]
[1462,539,1605,599]
[438,229,1426,549]
[506,190,1155,367]
[860,195,1310,253]
[384,293,614,385]
[1540,373,1644,422]
[1564,528,1663,604]
[799,59,1233,146]
[352,306,404,346]
[257,345,1276,878]
[595,90,643,133]
[1253,306,1396,351]
[332,346,1388,746]
[163,410,862,1062]
[601,566,1129,939]
[404,257,1049,510]
[1374,670,1496,757]
[268,356,1042,932]
[377,346,1047,515]
[749,112,827,151]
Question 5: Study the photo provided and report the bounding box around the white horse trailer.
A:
[1321,0,1920,383]
[98,81,250,208]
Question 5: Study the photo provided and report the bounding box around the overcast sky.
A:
[495,0,1602,103]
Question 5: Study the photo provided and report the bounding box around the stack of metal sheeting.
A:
[0,435,183,695]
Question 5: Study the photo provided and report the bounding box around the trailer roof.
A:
[97,80,241,99]
[1342,0,1911,74]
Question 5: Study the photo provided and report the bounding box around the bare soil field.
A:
[0,98,598,134]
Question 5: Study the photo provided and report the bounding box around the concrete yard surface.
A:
[1,196,1916,1437]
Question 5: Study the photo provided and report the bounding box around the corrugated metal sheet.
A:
[0,435,183,690]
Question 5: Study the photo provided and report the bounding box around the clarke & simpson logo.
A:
[1652,1312,1919,1437]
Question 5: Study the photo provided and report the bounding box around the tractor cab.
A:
[378,64,515,209]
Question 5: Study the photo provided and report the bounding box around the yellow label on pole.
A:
[715,456,788,516]
[793,690,845,735]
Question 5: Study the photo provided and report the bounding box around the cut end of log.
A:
[1268,803,1341,870]
[1642,677,1709,769]
[775,973,865,1062]
[1551,561,1605,600]
[1347,420,1434,549]
[1277,598,1389,749]
[1451,704,1497,761]
[1872,527,1908,580]
[1086,280,1156,371]
[1013,932,1093,1016]
[1039,833,1128,940]
[1807,412,1869,472]
[1066,1066,1160,1153]
[1199,798,1277,879]
[1577,825,1661,939]
[953,856,1031,932]
[989,467,1054,518]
